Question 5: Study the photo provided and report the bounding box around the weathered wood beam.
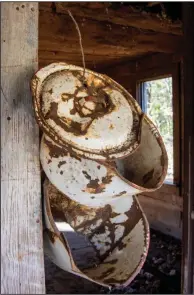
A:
[99,53,181,92]
[39,2,182,35]
[1,2,45,294]
[38,51,140,72]
[182,3,194,294]
[39,10,183,68]
[103,53,182,74]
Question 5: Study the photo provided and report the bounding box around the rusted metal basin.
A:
[40,114,167,207]
[31,62,168,288]
[41,113,167,288]
[43,178,149,288]
[31,63,142,160]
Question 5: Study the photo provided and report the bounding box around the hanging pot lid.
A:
[31,63,142,160]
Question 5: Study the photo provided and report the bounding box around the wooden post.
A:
[1,3,45,294]
[182,3,194,294]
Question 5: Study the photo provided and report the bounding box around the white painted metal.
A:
[43,179,150,288]
[40,114,167,207]
[31,63,142,160]
[41,112,167,287]
[31,62,168,288]
[40,134,140,207]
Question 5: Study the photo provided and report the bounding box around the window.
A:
[139,77,173,183]
[133,55,181,197]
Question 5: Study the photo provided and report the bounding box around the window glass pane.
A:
[142,77,173,182]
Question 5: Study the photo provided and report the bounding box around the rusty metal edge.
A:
[107,113,168,193]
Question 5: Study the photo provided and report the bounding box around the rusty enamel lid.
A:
[31,63,142,160]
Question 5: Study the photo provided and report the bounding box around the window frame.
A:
[135,63,181,197]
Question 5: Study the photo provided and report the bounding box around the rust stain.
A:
[61,93,71,101]
[44,136,82,162]
[96,267,116,280]
[82,170,91,180]
[44,137,68,158]
[44,101,91,136]
[30,75,40,95]
[42,71,115,138]
[45,179,145,278]
[32,66,143,162]
[102,259,118,265]
[117,241,127,250]
[95,197,142,261]
[113,191,127,198]
[86,178,105,194]
[45,228,58,244]
[83,167,114,194]
[102,174,113,184]
[58,160,66,168]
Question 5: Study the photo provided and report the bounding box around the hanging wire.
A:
[67,10,86,79]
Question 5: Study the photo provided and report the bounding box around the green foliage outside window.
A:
[143,77,173,181]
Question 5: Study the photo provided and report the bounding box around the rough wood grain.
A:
[38,50,145,72]
[103,53,182,78]
[39,10,183,69]
[38,50,142,72]
[1,2,45,294]
[39,2,182,35]
[137,195,182,239]
[102,53,182,96]
[182,3,194,293]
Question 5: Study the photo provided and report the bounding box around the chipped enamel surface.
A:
[40,134,140,207]
[31,63,142,160]
[43,179,150,288]
[31,62,168,287]
[43,185,109,288]
[40,114,167,207]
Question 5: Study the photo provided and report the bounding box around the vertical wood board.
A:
[182,3,194,294]
[1,2,45,294]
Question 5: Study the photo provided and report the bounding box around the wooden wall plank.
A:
[138,195,182,239]
[102,53,182,96]
[182,3,194,294]
[38,49,138,70]
[1,2,45,294]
